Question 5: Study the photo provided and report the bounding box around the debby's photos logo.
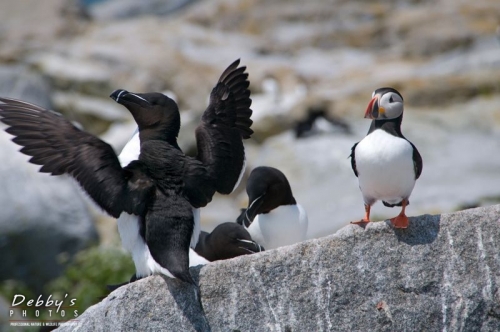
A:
[9,293,79,328]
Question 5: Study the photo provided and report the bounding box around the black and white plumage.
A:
[236,166,308,249]
[115,128,209,285]
[195,222,264,262]
[0,59,253,287]
[350,87,422,228]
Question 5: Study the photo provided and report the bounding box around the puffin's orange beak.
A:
[364,94,385,119]
[364,96,378,119]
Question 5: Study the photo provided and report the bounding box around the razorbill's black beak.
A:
[244,194,265,226]
[110,89,151,106]
[110,89,128,103]
[236,238,265,253]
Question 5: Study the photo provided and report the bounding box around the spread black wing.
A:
[183,157,214,208]
[0,97,153,218]
[183,59,253,208]
[349,142,359,177]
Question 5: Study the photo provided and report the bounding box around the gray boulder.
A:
[57,205,500,331]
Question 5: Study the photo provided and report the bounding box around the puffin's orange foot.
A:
[390,214,409,229]
[351,219,371,225]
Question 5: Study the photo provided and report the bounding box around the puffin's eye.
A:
[389,96,394,103]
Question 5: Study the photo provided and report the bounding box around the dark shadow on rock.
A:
[350,221,369,229]
[162,266,211,332]
[388,214,441,246]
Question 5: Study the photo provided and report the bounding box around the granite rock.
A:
[57,205,500,332]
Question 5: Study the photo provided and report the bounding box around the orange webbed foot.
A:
[351,204,371,226]
[390,214,409,229]
[351,219,371,225]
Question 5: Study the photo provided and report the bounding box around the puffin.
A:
[350,87,422,228]
[236,166,308,249]
[0,59,253,291]
[195,222,264,262]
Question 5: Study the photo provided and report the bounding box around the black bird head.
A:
[364,87,404,120]
[110,90,180,143]
[201,222,264,261]
[239,166,296,227]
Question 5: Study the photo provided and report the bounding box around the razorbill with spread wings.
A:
[0,59,253,290]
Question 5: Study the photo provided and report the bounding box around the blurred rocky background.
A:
[0,0,499,326]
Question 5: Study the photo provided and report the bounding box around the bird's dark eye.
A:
[389,96,394,103]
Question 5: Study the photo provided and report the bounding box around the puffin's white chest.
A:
[355,129,415,204]
[246,204,308,250]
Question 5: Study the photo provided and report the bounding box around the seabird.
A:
[0,59,253,290]
[195,222,264,262]
[294,107,351,138]
[110,127,209,290]
[236,166,308,249]
[120,129,260,264]
[350,87,422,228]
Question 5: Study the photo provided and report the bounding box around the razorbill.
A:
[195,222,264,262]
[350,87,423,228]
[0,59,253,289]
[236,166,308,249]
[110,127,208,291]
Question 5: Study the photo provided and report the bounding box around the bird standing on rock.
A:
[350,87,422,228]
[0,59,253,290]
[236,166,308,249]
